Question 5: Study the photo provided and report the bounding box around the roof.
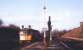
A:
[62,27,83,41]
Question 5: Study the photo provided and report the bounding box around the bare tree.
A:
[0,19,3,25]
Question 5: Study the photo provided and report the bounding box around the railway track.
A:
[19,41,72,50]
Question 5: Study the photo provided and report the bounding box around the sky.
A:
[0,0,83,31]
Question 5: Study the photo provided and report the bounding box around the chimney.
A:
[29,25,31,29]
[22,25,24,30]
[80,22,83,33]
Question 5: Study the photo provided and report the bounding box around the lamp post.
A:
[42,0,48,47]
[42,28,47,47]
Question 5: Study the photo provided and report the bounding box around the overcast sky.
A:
[0,0,83,31]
